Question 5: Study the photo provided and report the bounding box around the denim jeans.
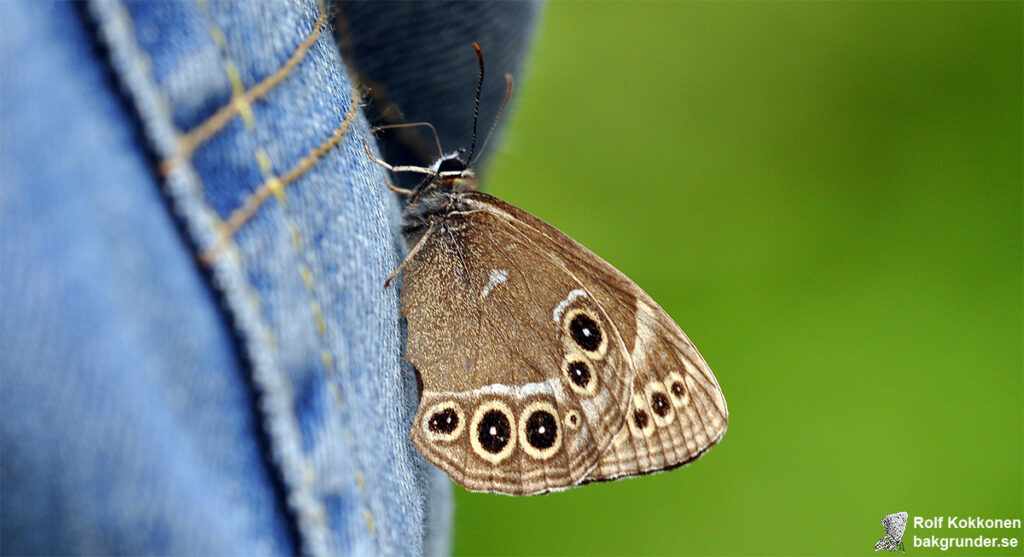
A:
[0,1,539,555]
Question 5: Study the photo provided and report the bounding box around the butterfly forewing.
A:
[402,193,640,494]
[882,512,908,542]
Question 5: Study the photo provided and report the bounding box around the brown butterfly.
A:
[365,44,727,495]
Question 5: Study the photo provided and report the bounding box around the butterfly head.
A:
[364,43,512,194]
[365,42,511,234]
[428,150,477,193]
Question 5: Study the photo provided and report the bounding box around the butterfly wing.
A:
[402,193,642,494]
[882,512,908,542]
[875,536,898,551]
[585,295,728,482]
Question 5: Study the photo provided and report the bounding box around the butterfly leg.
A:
[361,139,436,176]
[384,221,436,289]
[384,177,414,196]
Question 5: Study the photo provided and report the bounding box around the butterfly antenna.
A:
[465,42,485,164]
[471,73,514,166]
[371,122,444,159]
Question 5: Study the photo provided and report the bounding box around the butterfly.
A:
[364,43,728,495]
[875,512,908,552]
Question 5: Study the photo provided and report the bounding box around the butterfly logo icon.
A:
[875,511,909,552]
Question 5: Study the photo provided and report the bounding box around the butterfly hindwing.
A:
[586,297,728,482]
[475,194,729,483]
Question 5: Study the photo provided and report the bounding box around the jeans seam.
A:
[159,0,328,176]
[195,4,381,545]
[194,1,357,548]
[89,1,338,555]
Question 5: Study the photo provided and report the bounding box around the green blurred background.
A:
[455,2,1022,555]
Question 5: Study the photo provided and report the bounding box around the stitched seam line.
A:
[197,7,379,543]
[200,91,361,265]
[195,12,377,538]
[159,0,328,175]
[91,1,336,554]
[196,0,350,544]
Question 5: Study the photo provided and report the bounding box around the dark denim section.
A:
[2,0,539,555]
[337,1,543,184]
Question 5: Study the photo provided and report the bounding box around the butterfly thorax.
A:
[401,153,479,244]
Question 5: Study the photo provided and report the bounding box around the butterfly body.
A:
[393,154,728,495]
[369,42,727,495]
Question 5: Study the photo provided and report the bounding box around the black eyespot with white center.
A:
[428,408,459,434]
[525,410,558,450]
[650,392,671,417]
[424,401,464,441]
[569,313,602,352]
[519,401,563,459]
[567,361,591,388]
[476,409,511,454]
[666,373,690,410]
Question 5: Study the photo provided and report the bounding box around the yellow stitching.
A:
[200,90,361,264]
[161,0,328,175]
[299,266,314,288]
[255,149,287,203]
[207,14,255,131]
[355,471,365,490]
[197,6,345,544]
[226,65,255,129]
[289,224,303,251]
[267,177,287,204]
[255,148,274,174]
[120,1,335,543]
[110,0,241,266]
[189,6,377,541]
[311,303,326,336]
[207,25,226,49]
[363,510,376,535]
[329,382,343,406]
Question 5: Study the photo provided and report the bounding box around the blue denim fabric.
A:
[1,1,538,555]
